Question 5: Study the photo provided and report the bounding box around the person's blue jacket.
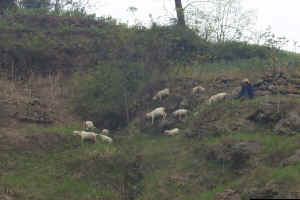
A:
[238,83,254,99]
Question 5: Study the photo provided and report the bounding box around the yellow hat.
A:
[242,78,249,83]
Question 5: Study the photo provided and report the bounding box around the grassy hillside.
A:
[1,10,300,200]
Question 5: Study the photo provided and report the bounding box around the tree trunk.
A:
[174,0,185,26]
[55,0,60,12]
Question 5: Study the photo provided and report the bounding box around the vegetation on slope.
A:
[1,9,300,200]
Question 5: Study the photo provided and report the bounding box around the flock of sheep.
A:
[72,121,113,144]
[72,86,228,143]
[146,86,228,136]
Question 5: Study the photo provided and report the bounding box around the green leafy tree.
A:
[72,61,144,128]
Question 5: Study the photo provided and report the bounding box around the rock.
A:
[207,140,263,171]
[280,149,300,166]
[214,189,241,200]
[14,98,54,124]
[274,111,300,135]
[215,75,237,85]
[179,98,189,109]
[231,86,241,99]
[246,181,279,199]
[268,84,276,90]
[183,129,198,138]
[254,90,272,97]
[247,105,283,125]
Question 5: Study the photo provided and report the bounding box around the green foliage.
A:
[25,123,82,135]
[213,41,269,61]
[72,61,146,128]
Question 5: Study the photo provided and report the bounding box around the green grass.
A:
[2,121,300,199]
[202,131,300,154]
[0,124,120,200]
[25,123,82,135]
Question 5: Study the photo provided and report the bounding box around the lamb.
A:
[192,85,205,95]
[164,128,180,136]
[84,120,96,131]
[73,131,113,144]
[208,92,228,105]
[73,130,98,143]
[98,134,113,143]
[102,129,110,135]
[152,88,170,101]
[146,107,167,124]
[173,109,188,120]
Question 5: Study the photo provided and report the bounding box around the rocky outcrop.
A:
[207,140,263,171]
[14,98,54,124]
[274,111,300,135]
[247,102,284,126]
[214,189,241,200]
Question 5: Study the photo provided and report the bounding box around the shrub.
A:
[71,61,146,128]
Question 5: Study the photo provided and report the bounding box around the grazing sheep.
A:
[73,130,98,143]
[98,134,113,143]
[173,109,188,120]
[152,88,170,101]
[192,85,205,95]
[146,107,167,124]
[102,129,110,135]
[84,121,96,131]
[164,128,180,136]
[208,92,228,105]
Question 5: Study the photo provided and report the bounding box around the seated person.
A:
[237,78,254,99]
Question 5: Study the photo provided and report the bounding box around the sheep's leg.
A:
[152,115,154,124]
[163,113,166,121]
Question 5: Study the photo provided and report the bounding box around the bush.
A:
[213,41,269,61]
[71,61,146,128]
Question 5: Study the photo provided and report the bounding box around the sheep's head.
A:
[152,95,157,100]
[146,112,152,118]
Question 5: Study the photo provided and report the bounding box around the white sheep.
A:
[192,85,205,95]
[152,88,170,101]
[102,129,110,135]
[146,107,167,124]
[173,109,188,120]
[208,92,228,105]
[98,134,113,143]
[73,130,98,143]
[164,128,180,136]
[84,120,96,131]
